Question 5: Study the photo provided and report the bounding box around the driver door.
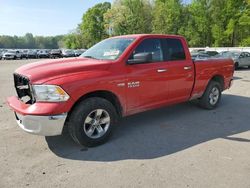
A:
[125,38,169,114]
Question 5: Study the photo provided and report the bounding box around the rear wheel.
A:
[67,97,118,147]
[199,81,222,110]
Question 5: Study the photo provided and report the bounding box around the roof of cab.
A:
[110,34,185,39]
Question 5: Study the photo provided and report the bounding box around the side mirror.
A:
[127,52,153,64]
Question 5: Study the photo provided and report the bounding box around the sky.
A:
[0,0,112,36]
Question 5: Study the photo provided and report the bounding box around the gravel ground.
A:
[0,59,249,188]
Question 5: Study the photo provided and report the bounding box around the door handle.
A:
[157,69,167,73]
[184,66,192,70]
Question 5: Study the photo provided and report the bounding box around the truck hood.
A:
[16,57,112,84]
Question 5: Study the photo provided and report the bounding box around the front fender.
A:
[44,70,127,115]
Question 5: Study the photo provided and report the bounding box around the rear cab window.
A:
[161,38,186,61]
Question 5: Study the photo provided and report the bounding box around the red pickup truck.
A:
[7,34,234,147]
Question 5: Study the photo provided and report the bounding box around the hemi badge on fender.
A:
[117,83,125,87]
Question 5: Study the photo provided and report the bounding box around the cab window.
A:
[161,38,186,61]
[130,38,163,62]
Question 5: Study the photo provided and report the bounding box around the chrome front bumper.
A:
[15,112,67,136]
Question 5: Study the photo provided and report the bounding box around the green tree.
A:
[179,0,212,47]
[64,26,87,49]
[104,0,153,35]
[24,33,36,48]
[236,0,250,46]
[152,0,182,35]
[0,34,64,49]
[210,0,249,46]
[80,2,111,48]
[0,36,16,48]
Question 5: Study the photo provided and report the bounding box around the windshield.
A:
[221,51,240,58]
[81,37,135,60]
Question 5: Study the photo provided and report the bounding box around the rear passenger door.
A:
[161,38,194,103]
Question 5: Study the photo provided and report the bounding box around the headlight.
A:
[32,85,70,102]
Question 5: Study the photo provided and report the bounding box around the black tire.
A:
[235,62,239,70]
[248,66,250,69]
[198,81,222,110]
[13,56,16,60]
[67,97,118,147]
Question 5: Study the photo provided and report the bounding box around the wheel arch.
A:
[62,90,124,134]
[68,90,123,119]
[209,75,224,90]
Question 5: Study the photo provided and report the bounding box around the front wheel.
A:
[67,97,118,147]
[198,81,222,110]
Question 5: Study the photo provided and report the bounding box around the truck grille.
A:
[13,73,34,104]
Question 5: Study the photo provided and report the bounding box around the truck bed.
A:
[190,58,234,100]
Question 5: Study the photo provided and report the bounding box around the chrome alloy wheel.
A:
[83,109,111,139]
[209,87,220,105]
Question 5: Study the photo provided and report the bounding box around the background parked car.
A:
[21,50,29,59]
[2,50,23,60]
[205,51,219,57]
[27,50,38,59]
[50,49,62,58]
[37,50,50,58]
[191,52,210,60]
[62,49,75,58]
[191,49,205,53]
[191,50,218,60]
[74,49,86,57]
[216,51,250,69]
